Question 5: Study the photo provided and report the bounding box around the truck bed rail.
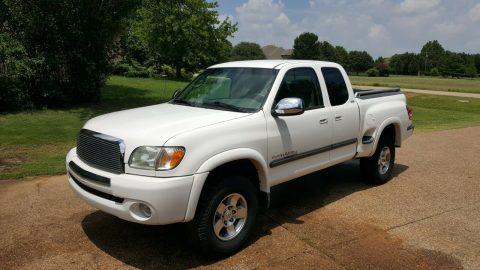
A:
[354,88,402,99]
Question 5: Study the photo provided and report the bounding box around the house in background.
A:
[262,45,292,59]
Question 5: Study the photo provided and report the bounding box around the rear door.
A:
[320,67,359,162]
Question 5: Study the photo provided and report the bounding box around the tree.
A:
[231,42,265,61]
[335,46,349,68]
[348,51,373,74]
[421,40,445,74]
[389,53,421,75]
[474,54,480,73]
[134,0,236,77]
[440,51,466,77]
[366,68,379,77]
[318,41,337,62]
[464,62,477,77]
[374,57,390,77]
[0,0,138,110]
[291,32,321,60]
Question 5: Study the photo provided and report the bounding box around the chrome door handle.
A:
[335,115,342,121]
[319,119,328,124]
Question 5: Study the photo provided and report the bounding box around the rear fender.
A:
[357,117,402,157]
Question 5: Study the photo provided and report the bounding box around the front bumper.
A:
[66,148,194,225]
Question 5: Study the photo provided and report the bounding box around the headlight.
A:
[129,146,185,170]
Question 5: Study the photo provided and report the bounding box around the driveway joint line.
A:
[386,201,480,232]
[327,201,480,249]
[262,213,347,270]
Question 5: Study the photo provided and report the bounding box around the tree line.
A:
[285,33,480,78]
[1,0,479,112]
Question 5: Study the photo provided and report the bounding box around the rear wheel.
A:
[190,175,258,256]
[361,138,395,185]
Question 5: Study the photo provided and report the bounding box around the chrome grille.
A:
[76,129,124,174]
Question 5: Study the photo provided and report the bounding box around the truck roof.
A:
[209,60,340,69]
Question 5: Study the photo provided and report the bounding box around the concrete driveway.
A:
[1,127,479,269]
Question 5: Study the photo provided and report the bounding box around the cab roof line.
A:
[273,62,286,69]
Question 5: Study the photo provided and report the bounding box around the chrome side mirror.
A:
[273,97,305,116]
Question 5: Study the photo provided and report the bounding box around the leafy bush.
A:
[112,61,150,78]
[0,0,137,112]
[125,69,150,78]
[151,65,193,79]
[366,68,379,77]
[0,33,38,111]
[464,63,477,78]
[429,68,440,76]
[112,63,132,76]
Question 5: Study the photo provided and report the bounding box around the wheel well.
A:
[198,159,268,211]
[379,124,398,145]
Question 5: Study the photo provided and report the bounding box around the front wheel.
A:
[190,175,258,256]
[360,139,395,185]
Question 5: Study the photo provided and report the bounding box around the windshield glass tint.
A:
[174,68,278,112]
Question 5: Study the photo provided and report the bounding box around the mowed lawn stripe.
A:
[407,94,480,131]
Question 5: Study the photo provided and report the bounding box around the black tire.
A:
[360,137,395,185]
[189,174,258,256]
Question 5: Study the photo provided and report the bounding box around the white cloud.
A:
[469,3,480,22]
[368,24,389,40]
[225,0,480,57]
[231,0,301,47]
[396,0,441,14]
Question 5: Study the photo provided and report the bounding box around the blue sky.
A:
[213,0,480,58]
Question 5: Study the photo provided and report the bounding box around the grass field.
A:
[0,76,187,180]
[350,75,480,94]
[1,76,479,179]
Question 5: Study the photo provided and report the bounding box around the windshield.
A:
[172,68,278,112]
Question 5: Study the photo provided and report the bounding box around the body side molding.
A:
[269,138,358,168]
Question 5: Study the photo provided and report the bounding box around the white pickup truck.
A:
[67,60,413,255]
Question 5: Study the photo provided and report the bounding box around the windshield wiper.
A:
[171,99,195,107]
[202,101,247,112]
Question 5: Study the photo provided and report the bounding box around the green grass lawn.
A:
[350,75,480,94]
[1,76,480,179]
[0,76,187,180]
[406,93,480,131]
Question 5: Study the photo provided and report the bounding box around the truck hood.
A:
[82,103,248,152]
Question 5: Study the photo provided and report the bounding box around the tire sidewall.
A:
[375,141,395,182]
[201,175,258,254]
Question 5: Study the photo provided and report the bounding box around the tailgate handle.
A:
[335,115,342,121]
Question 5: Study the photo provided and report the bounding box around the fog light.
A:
[138,203,152,218]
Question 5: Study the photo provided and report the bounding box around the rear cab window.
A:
[321,67,349,106]
[274,68,323,110]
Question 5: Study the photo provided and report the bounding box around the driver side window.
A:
[274,68,323,110]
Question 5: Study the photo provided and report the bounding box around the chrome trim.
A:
[81,129,126,158]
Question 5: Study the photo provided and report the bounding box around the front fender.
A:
[184,148,269,222]
[196,148,268,183]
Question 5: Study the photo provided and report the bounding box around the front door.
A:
[266,67,332,186]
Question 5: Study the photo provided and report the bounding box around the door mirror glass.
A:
[273,98,304,116]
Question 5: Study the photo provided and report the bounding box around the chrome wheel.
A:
[378,146,391,175]
[213,193,248,241]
